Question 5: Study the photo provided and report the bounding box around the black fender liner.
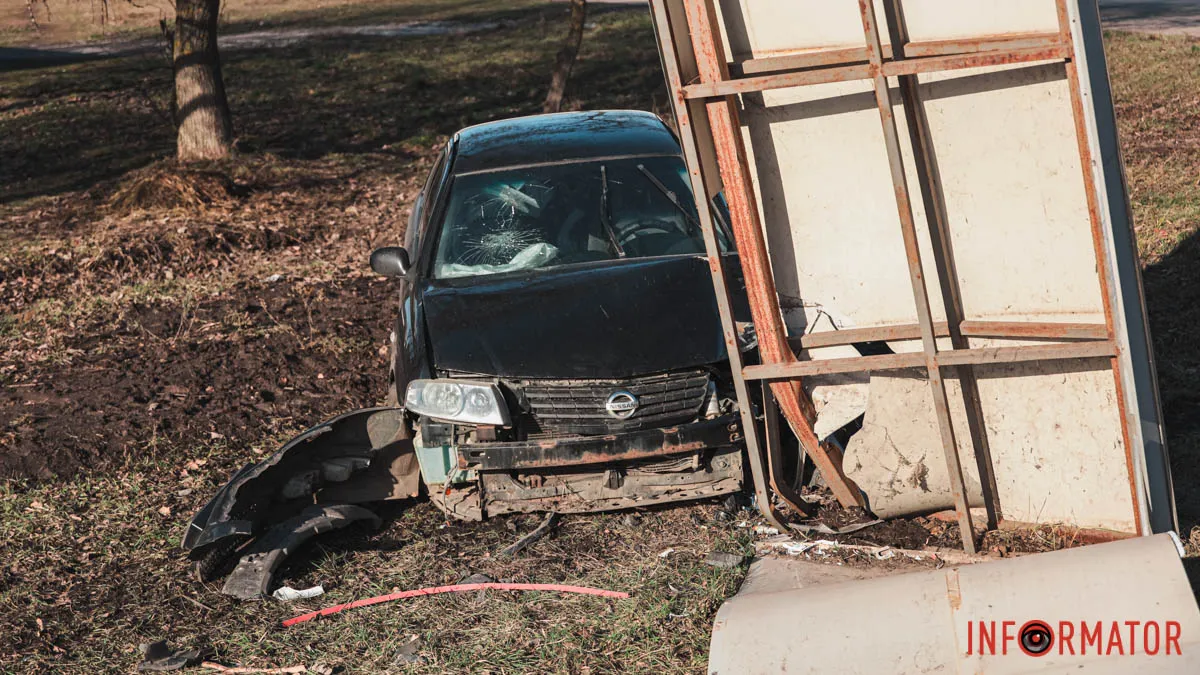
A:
[182,407,417,580]
[221,504,382,600]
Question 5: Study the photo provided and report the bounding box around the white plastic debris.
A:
[272,585,325,602]
[658,547,675,558]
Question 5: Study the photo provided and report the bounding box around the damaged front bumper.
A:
[457,415,743,472]
[185,407,747,595]
[420,415,746,520]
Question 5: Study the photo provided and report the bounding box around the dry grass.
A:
[1105,30,1200,534]
[3,4,1200,672]
[0,467,753,673]
[106,165,240,213]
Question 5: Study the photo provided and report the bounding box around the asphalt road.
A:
[1101,0,1200,35]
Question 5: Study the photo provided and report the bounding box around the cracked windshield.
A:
[433,156,728,278]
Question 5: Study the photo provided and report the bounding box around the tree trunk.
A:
[543,0,587,114]
[174,0,233,161]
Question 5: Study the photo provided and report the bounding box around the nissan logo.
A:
[605,391,639,419]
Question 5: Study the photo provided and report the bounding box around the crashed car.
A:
[183,110,753,597]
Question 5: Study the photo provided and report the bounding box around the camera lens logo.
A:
[1019,620,1054,657]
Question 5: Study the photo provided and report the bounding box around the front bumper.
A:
[456,414,741,472]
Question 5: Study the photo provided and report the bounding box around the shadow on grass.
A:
[0,2,662,205]
[1143,230,1200,535]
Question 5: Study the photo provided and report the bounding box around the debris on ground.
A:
[500,512,560,557]
[271,586,325,602]
[788,519,883,536]
[199,662,322,674]
[392,635,425,666]
[221,505,381,600]
[757,536,1006,566]
[106,165,240,215]
[703,551,748,569]
[457,573,495,585]
[282,582,631,628]
[137,640,214,672]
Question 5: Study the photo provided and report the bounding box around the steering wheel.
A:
[614,218,677,246]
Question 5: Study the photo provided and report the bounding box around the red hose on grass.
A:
[282,583,630,628]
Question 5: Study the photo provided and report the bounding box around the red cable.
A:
[282,582,630,627]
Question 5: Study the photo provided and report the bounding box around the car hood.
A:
[422,255,747,379]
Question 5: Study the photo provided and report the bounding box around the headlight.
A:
[405,379,511,426]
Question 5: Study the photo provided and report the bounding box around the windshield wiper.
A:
[636,164,702,235]
[600,165,626,257]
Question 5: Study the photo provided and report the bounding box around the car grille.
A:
[514,369,711,436]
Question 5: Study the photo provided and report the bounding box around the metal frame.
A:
[651,0,1145,552]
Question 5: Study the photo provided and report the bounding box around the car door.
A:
[389,142,453,403]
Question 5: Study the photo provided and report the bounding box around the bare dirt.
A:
[0,154,424,482]
[1,275,392,480]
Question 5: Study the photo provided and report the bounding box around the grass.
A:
[0,464,751,673]
[1105,31,1200,529]
[3,2,1200,673]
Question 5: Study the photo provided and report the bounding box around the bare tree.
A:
[543,0,587,114]
[173,0,233,160]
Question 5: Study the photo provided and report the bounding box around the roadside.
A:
[1102,0,1200,36]
[0,20,503,69]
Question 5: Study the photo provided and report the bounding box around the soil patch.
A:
[0,276,393,480]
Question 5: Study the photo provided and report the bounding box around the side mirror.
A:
[370,246,410,278]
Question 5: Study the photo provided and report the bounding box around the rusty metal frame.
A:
[653,0,1145,551]
[677,0,867,512]
[647,0,789,530]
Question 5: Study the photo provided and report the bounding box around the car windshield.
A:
[432,156,729,279]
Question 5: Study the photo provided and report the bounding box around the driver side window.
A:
[405,144,450,253]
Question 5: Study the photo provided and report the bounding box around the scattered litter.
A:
[199,663,311,674]
[757,538,1003,565]
[500,512,560,557]
[752,525,780,536]
[704,551,748,569]
[272,586,325,602]
[137,640,213,672]
[264,274,284,283]
[282,582,631,628]
[392,635,425,666]
[658,547,675,558]
[458,573,495,585]
[788,519,884,536]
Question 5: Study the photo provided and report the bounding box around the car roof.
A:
[450,110,682,175]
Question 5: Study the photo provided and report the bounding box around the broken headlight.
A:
[405,379,511,426]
